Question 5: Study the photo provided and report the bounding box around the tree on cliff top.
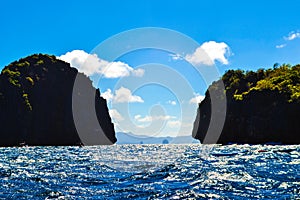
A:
[218,64,300,102]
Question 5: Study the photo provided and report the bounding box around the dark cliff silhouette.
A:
[0,54,116,146]
[193,64,300,144]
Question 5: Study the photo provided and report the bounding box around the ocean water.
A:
[0,145,299,199]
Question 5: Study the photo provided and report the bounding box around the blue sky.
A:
[1,0,300,69]
[1,0,300,138]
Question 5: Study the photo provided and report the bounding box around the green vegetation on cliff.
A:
[222,64,300,102]
[1,54,57,111]
[0,54,116,146]
[193,64,300,144]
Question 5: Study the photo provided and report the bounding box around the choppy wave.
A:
[0,144,299,199]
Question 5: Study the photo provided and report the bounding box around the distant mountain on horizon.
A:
[116,132,199,144]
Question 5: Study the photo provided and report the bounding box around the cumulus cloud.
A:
[101,87,144,103]
[109,109,124,122]
[185,41,230,66]
[134,115,175,123]
[284,31,300,41]
[167,100,176,106]
[131,68,145,77]
[114,87,144,103]
[57,50,144,78]
[189,93,205,104]
[101,88,114,101]
[276,44,287,49]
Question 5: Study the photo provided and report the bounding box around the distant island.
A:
[0,54,116,146]
[193,64,300,144]
[116,132,199,144]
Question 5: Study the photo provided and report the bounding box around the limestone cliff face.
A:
[0,54,116,146]
[193,65,300,144]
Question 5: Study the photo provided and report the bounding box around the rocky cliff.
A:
[193,64,300,144]
[0,54,116,146]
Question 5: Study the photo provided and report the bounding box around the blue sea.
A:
[0,144,299,199]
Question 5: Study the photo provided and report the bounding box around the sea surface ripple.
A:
[0,144,299,199]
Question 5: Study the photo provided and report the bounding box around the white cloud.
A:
[57,50,144,78]
[134,115,142,120]
[114,87,144,103]
[136,124,147,129]
[101,87,144,103]
[131,68,145,77]
[276,44,287,49]
[58,50,106,76]
[189,93,205,104]
[167,120,181,128]
[134,115,175,123]
[170,53,183,61]
[102,61,131,78]
[134,115,152,122]
[185,41,230,66]
[109,109,124,122]
[167,100,176,106]
[101,88,113,101]
[284,31,300,41]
